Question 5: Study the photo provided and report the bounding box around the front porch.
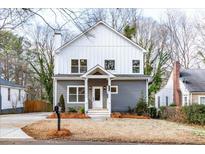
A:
[82,65,115,117]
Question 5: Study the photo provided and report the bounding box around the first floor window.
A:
[68,86,85,103]
[132,60,140,73]
[8,88,10,101]
[105,60,115,70]
[18,89,21,101]
[166,96,169,106]
[110,86,118,94]
[200,97,205,105]
[184,96,188,106]
[158,96,160,108]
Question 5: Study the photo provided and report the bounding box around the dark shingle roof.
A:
[0,78,23,88]
[180,69,205,92]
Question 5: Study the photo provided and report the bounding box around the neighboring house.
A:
[155,61,205,108]
[53,21,150,117]
[0,77,26,113]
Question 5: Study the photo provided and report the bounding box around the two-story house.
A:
[53,21,150,117]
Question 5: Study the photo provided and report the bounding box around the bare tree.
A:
[165,10,199,68]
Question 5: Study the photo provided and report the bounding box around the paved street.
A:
[0,112,50,139]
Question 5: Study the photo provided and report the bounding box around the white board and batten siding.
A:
[1,86,26,110]
[155,72,174,108]
[54,23,144,75]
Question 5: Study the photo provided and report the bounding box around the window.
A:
[8,88,10,101]
[158,96,160,108]
[166,96,169,106]
[80,59,87,73]
[184,96,188,106]
[199,96,205,105]
[71,59,78,73]
[132,60,140,73]
[68,86,85,103]
[18,89,21,101]
[110,86,118,94]
[105,60,115,70]
[71,59,87,73]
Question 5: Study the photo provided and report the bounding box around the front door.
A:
[92,86,103,109]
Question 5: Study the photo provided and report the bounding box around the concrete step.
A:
[87,109,110,118]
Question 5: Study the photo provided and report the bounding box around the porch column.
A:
[107,78,111,114]
[85,78,88,113]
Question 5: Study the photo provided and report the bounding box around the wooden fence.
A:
[24,100,52,112]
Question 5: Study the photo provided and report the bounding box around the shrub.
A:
[169,103,176,107]
[79,107,85,114]
[68,107,77,113]
[59,94,65,112]
[147,107,157,118]
[182,104,205,125]
[135,94,148,116]
[128,106,135,113]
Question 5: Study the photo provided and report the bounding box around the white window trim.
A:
[67,85,85,103]
[70,59,87,74]
[104,59,115,70]
[132,60,141,74]
[110,86,118,94]
[198,96,205,104]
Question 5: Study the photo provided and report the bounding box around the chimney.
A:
[53,30,62,50]
[173,61,182,106]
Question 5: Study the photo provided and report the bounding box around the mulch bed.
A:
[47,112,90,119]
[22,124,71,140]
[111,112,150,119]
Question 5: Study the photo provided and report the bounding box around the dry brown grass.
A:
[47,113,89,119]
[22,119,205,144]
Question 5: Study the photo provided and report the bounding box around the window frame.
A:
[157,96,160,108]
[165,96,169,106]
[132,60,140,73]
[198,96,205,105]
[71,59,87,74]
[104,60,115,70]
[8,88,10,101]
[18,89,21,101]
[109,86,118,94]
[67,86,85,103]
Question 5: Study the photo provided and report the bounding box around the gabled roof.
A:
[180,69,205,92]
[56,21,147,54]
[0,77,24,88]
[81,64,115,78]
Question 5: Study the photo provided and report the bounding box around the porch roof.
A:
[81,65,115,78]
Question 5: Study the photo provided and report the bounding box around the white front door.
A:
[92,86,103,109]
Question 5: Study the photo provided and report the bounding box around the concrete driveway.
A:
[0,112,50,139]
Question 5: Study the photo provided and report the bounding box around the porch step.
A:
[87,109,110,118]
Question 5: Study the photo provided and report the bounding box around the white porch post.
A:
[107,78,111,114]
[85,78,88,113]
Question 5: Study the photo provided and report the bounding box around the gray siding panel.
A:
[57,80,84,110]
[111,80,146,112]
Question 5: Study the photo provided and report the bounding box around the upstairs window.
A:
[8,88,10,101]
[184,96,188,106]
[71,59,87,73]
[132,60,140,73]
[105,60,115,70]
